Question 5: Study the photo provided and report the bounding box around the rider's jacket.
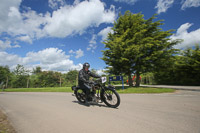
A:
[78,69,100,87]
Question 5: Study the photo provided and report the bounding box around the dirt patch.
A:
[0,110,16,133]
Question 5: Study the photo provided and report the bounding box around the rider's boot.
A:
[85,90,90,106]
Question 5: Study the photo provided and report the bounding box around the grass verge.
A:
[0,87,72,92]
[0,110,16,133]
[0,86,175,93]
[115,86,175,93]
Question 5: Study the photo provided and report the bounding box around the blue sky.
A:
[0,0,200,74]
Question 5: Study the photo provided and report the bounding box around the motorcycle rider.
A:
[78,62,101,105]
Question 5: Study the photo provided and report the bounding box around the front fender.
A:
[106,85,116,90]
[100,85,116,100]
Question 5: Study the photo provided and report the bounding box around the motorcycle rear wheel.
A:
[75,88,86,103]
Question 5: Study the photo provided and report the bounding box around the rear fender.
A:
[71,86,77,91]
[72,86,81,95]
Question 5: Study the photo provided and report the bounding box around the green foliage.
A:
[0,66,11,88]
[11,64,30,88]
[63,70,78,86]
[31,71,63,87]
[0,64,80,88]
[101,11,181,86]
[0,66,10,83]
[32,66,42,74]
[11,75,28,88]
[154,44,200,85]
[13,64,30,76]
[141,72,155,85]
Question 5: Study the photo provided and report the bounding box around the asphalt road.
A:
[0,90,200,133]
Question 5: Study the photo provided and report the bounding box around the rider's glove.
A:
[89,81,94,84]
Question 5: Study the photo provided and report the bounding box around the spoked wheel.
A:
[103,89,120,108]
[75,88,86,103]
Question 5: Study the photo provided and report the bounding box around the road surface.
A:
[0,90,200,133]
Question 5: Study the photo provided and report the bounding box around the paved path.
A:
[0,90,200,133]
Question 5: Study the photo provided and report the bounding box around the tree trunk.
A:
[128,74,133,87]
[6,76,8,88]
[59,75,62,87]
[27,76,29,88]
[135,71,140,87]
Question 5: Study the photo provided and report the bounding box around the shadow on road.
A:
[72,101,118,109]
[71,94,119,109]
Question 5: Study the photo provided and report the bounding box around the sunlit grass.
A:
[115,86,175,93]
[1,86,175,93]
[1,87,72,92]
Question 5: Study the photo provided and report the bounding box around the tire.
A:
[75,88,86,103]
[102,89,120,108]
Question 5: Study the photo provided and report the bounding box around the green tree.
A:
[101,11,180,86]
[30,66,42,88]
[39,71,59,87]
[0,65,11,88]
[32,66,42,74]
[12,64,30,88]
[154,44,200,85]
[64,70,79,86]
[174,45,200,85]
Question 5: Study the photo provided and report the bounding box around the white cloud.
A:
[75,49,84,59]
[96,69,106,76]
[0,0,116,46]
[113,0,138,5]
[24,48,70,65]
[181,0,200,10]
[73,0,81,5]
[87,44,97,53]
[87,35,97,53]
[16,35,32,44]
[89,34,97,44]
[0,48,82,72]
[0,0,23,35]
[0,40,20,50]
[48,0,65,9]
[69,49,84,59]
[45,0,116,38]
[0,0,49,37]
[155,0,174,14]
[98,26,113,40]
[0,51,23,68]
[170,23,200,49]
[69,50,74,54]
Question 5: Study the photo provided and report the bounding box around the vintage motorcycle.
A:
[72,77,120,108]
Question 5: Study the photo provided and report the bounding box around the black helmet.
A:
[83,62,90,69]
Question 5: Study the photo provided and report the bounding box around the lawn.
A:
[0,86,175,93]
[115,86,175,93]
[0,87,72,92]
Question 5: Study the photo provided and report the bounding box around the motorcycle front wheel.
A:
[103,89,120,108]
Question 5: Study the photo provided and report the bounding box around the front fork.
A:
[100,85,116,100]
